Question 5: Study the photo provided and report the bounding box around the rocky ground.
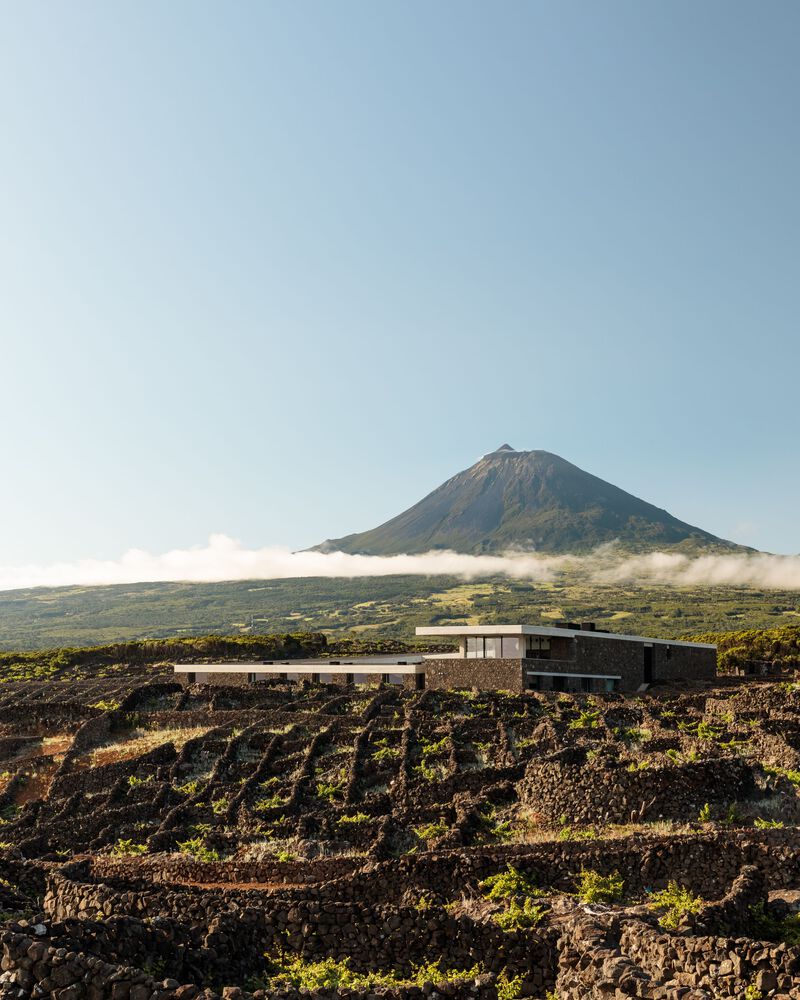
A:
[0,667,798,998]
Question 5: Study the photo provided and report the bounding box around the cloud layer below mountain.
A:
[1,534,799,592]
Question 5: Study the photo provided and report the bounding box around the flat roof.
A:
[415,624,716,651]
[173,656,424,676]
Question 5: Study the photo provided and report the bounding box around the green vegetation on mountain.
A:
[314,446,744,555]
[1,572,799,651]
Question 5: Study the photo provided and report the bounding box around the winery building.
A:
[173,622,716,693]
[415,623,716,693]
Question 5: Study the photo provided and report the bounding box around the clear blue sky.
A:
[2,1,798,567]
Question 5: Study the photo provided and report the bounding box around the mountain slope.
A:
[314,445,743,555]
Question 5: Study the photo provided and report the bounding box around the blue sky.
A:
[1,1,798,568]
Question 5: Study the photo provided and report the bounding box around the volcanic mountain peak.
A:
[314,446,744,557]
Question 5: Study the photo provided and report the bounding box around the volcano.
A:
[313,445,743,555]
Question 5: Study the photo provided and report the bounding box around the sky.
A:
[1,1,799,575]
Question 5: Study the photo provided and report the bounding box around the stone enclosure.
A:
[0,661,798,998]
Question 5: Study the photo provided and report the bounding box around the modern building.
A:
[173,655,426,689]
[416,623,717,693]
[172,621,717,693]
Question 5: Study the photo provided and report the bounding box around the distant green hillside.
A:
[314,446,744,555]
[694,624,800,673]
[1,572,798,650]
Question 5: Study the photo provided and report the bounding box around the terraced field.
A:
[0,668,799,998]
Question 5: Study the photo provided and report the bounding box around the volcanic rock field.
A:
[0,666,799,998]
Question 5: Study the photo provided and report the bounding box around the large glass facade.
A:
[466,636,519,658]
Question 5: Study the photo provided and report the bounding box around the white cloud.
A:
[1,534,799,592]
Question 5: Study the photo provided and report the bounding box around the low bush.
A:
[176,837,220,862]
[480,864,538,901]
[648,881,703,929]
[254,955,483,991]
[575,869,624,904]
[493,896,548,931]
[111,839,147,857]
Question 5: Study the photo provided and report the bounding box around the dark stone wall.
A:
[574,635,716,690]
[521,755,756,825]
[423,658,526,692]
[424,639,715,693]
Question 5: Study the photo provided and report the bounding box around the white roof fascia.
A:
[415,624,716,651]
[173,658,423,676]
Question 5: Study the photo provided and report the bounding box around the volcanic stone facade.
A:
[424,634,716,693]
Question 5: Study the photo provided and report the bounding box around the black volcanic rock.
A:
[313,445,743,555]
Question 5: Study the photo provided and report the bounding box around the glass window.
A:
[526,637,551,659]
[484,638,502,658]
[502,637,521,657]
[466,637,483,658]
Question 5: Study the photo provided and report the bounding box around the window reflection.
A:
[484,638,501,658]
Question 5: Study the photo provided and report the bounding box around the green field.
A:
[1,571,799,650]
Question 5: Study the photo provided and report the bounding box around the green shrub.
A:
[315,780,345,802]
[648,881,703,929]
[698,802,712,822]
[412,761,439,782]
[254,793,287,812]
[419,735,449,756]
[493,896,548,931]
[568,709,600,731]
[111,839,147,857]
[496,970,524,1000]
[127,775,153,788]
[337,812,371,825]
[414,821,448,842]
[575,869,624,904]
[174,778,201,796]
[254,955,482,991]
[754,817,784,829]
[480,864,538,901]
[176,837,220,862]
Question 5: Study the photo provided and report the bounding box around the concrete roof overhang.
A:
[415,624,716,651]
